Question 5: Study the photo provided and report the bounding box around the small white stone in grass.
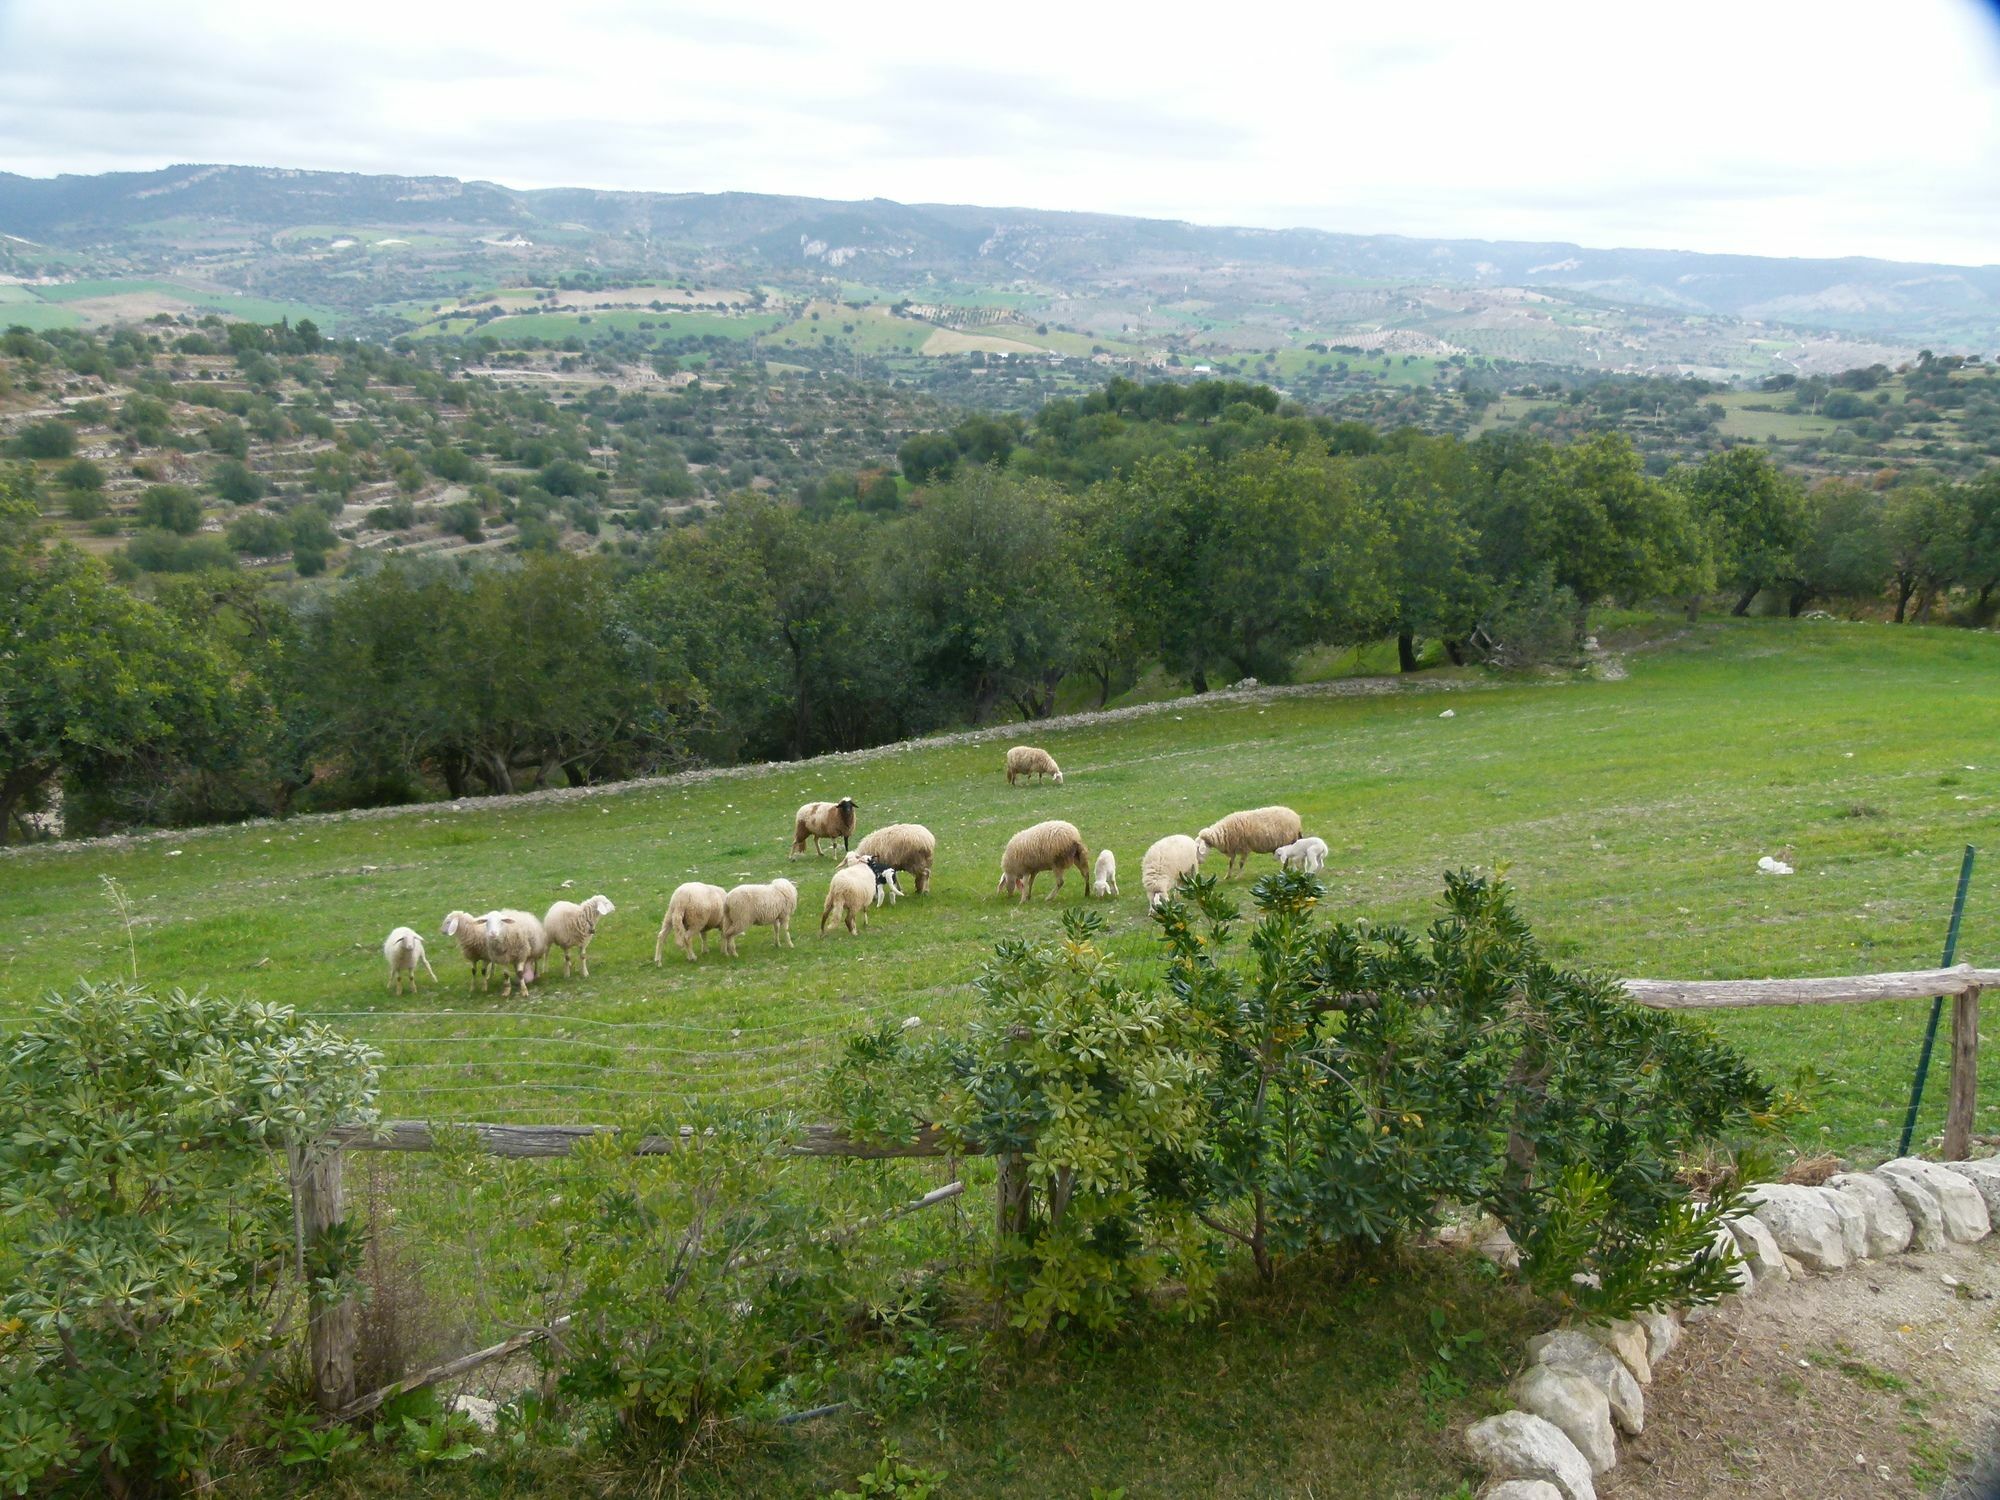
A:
[902,1016,922,1030]
[1439,708,1456,718]
[167,849,183,857]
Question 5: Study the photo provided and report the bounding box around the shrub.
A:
[12,419,76,460]
[57,458,105,493]
[226,510,291,555]
[136,482,203,535]
[210,459,264,505]
[0,982,378,1496]
[62,487,107,521]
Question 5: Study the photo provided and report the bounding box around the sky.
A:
[3,0,1999,265]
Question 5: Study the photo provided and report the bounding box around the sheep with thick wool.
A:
[1091,848,1119,898]
[853,823,936,894]
[1195,806,1303,879]
[1274,836,1329,875]
[481,909,549,997]
[1005,745,1064,786]
[820,856,876,937]
[790,798,858,857]
[543,894,615,978]
[441,910,494,992]
[722,878,798,956]
[383,927,438,995]
[1140,834,1205,910]
[655,882,728,964]
[997,819,1091,903]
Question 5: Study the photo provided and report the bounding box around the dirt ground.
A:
[1601,1235,2000,1499]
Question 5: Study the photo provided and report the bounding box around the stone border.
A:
[1465,1154,2000,1500]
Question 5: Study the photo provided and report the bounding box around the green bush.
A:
[11,419,76,460]
[136,483,203,535]
[0,982,379,1496]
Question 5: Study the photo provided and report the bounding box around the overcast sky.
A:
[3,0,1998,265]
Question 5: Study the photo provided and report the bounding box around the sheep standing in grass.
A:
[481,910,549,998]
[790,798,858,857]
[441,910,494,992]
[1275,836,1329,875]
[854,823,936,894]
[543,895,615,978]
[1091,848,1119,898]
[859,856,903,906]
[1140,835,1204,910]
[383,927,438,995]
[997,819,1091,903]
[1005,745,1064,786]
[1195,806,1304,880]
[722,879,798,956]
[820,857,876,937]
[655,882,728,964]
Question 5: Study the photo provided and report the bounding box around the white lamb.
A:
[1091,848,1118,898]
[382,926,438,995]
[543,894,616,978]
[480,910,548,998]
[1274,837,1329,875]
[721,879,799,956]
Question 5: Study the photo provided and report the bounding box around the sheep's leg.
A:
[654,926,668,965]
[578,939,590,978]
[1020,872,1036,904]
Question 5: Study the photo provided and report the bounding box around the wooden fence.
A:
[298,962,1995,1414]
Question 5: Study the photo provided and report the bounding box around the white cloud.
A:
[1,0,1997,264]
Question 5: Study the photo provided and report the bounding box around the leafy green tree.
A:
[1361,435,1490,670]
[137,482,203,534]
[56,457,104,494]
[1884,478,1969,622]
[11,419,76,460]
[1675,448,1807,614]
[1963,470,2000,616]
[1786,480,1889,615]
[226,510,291,555]
[210,459,264,505]
[896,431,959,486]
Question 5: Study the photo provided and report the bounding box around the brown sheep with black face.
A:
[790,798,858,857]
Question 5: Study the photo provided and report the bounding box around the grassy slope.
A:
[2,619,1995,1157]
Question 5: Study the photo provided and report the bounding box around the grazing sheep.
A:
[853,823,936,894]
[383,926,438,995]
[441,910,494,992]
[655,882,728,964]
[1141,834,1205,910]
[1091,848,1119,898]
[481,909,549,998]
[820,857,876,937]
[1274,836,1329,875]
[790,798,858,857]
[543,894,616,978]
[1005,745,1064,786]
[1195,806,1304,880]
[721,879,799,956]
[997,819,1091,903]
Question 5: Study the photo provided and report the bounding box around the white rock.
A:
[1824,1172,1914,1258]
[1528,1329,1644,1435]
[1816,1186,1870,1261]
[1941,1158,2000,1221]
[1513,1364,1618,1475]
[1637,1309,1679,1366]
[1745,1183,1850,1271]
[1483,1484,1566,1500]
[1704,1224,1755,1295]
[1872,1168,1945,1251]
[1756,855,1793,875]
[1725,1215,1789,1285]
[1878,1157,1991,1243]
[450,1394,498,1432]
[1439,708,1457,718]
[1465,1411,1597,1500]
[1582,1318,1652,1385]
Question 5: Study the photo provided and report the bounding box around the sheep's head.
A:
[1051,769,1064,784]
[482,912,505,942]
[442,912,463,936]
[1194,837,1212,863]
[586,894,616,917]
[836,797,856,817]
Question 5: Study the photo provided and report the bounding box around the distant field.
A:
[1,277,339,330]
[1,619,1994,1163]
[1713,393,1839,442]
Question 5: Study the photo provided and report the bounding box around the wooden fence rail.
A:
[300,963,1988,1413]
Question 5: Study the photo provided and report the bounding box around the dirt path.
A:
[1601,1236,2000,1498]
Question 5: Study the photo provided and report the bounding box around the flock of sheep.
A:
[378,745,1331,997]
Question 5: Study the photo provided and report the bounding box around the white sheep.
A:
[383,926,438,995]
[543,894,615,978]
[821,857,876,936]
[854,823,936,894]
[655,882,728,964]
[1274,836,1329,875]
[441,910,493,992]
[790,798,858,857]
[1091,848,1118,898]
[997,819,1091,903]
[480,909,549,998]
[721,879,798,956]
[1005,745,1064,786]
[1195,806,1304,880]
[1140,834,1205,910]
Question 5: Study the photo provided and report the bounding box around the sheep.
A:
[997,819,1091,903]
[441,910,494,992]
[542,894,615,979]
[1195,806,1304,880]
[1274,836,1329,875]
[1005,745,1064,786]
[383,926,438,995]
[820,857,876,937]
[853,823,936,894]
[1091,848,1119,898]
[861,856,904,907]
[654,882,728,964]
[1141,834,1205,910]
[721,879,798,956]
[790,798,858,857]
[481,909,549,998]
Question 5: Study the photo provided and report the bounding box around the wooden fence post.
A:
[295,1145,357,1413]
[1944,986,1982,1161]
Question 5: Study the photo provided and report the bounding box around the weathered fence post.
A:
[294,1145,357,1413]
[1944,986,1982,1161]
